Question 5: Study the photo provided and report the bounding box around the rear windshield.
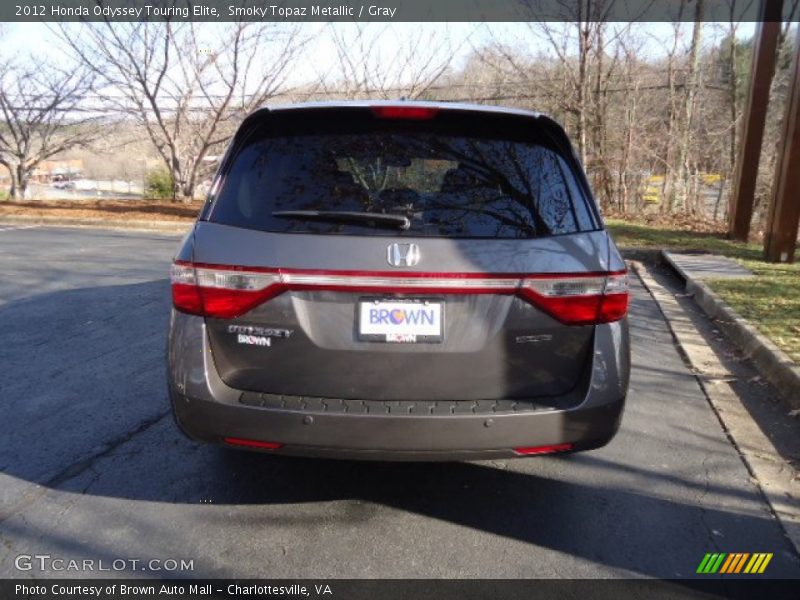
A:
[208,119,598,238]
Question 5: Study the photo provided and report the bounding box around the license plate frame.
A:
[357,297,444,343]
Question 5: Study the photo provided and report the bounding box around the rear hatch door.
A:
[183,105,622,402]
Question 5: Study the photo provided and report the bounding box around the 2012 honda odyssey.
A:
[167,101,630,460]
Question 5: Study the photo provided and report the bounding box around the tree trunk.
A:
[7,163,28,200]
[661,32,680,213]
[661,2,688,214]
[591,23,614,210]
[673,0,705,214]
[729,35,739,195]
[621,87,636,214]
[7,169,19,200]
[182,148,211,202]
[170,153,183,203]
[713,176,726,221]
[181,168,197,202]
[725,24,740,223]
[576,20,590,166]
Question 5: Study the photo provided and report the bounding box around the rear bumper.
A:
[168,311,629,461]
[173,395,623,461]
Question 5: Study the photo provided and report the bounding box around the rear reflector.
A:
[171,261,629,325]
[223,437,283,450]
[514,443,574,455]
[371,106,439,120]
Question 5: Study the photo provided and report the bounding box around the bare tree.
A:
[481,15,607,166]
[315,23,461,100]
[478,2,635,210]
[59,21,304,201]
[0,57,98,200]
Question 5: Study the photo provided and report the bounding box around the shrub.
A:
[145,169,174,199]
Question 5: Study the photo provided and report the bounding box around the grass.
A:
[606,218,800,364]
[606,219,762,260]
[711,263,800,364]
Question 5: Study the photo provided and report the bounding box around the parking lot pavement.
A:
[0,226,798,579]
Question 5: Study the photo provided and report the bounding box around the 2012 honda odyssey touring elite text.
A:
[167,101,631,460]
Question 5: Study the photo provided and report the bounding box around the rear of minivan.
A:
[167,101,630,460]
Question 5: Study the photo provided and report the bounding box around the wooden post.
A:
[764,25,800,263]
[728,0,782,242]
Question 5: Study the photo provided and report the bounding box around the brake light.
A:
[371,106,439,120]
[223,437,283,450]
[170,261,629,325]
[514,443,574,455]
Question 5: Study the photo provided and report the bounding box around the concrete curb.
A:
[0,214,191,234]
[662,250,800,408]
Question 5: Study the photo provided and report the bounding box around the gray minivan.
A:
[167,101,630,460]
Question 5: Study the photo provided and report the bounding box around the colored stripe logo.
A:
[696,552,773,574]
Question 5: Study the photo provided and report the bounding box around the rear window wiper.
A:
[272,210,411,230]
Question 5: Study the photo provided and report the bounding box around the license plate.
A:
[358,299,443,343]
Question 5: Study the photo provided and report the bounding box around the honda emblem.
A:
[387,243,421,267]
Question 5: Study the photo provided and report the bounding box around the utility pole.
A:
[728,0,782,242]
[764,24,800,262]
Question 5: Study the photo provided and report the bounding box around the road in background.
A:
[0,226,798,579]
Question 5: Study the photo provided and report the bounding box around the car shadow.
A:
[5,446,800,579]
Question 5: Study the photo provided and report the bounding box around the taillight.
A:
[371,105,439,120]
[170,262,281,319]
[170,261,629,325]
[223,437,283,450]
[519,271,629,325]
[514,443,574,455]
